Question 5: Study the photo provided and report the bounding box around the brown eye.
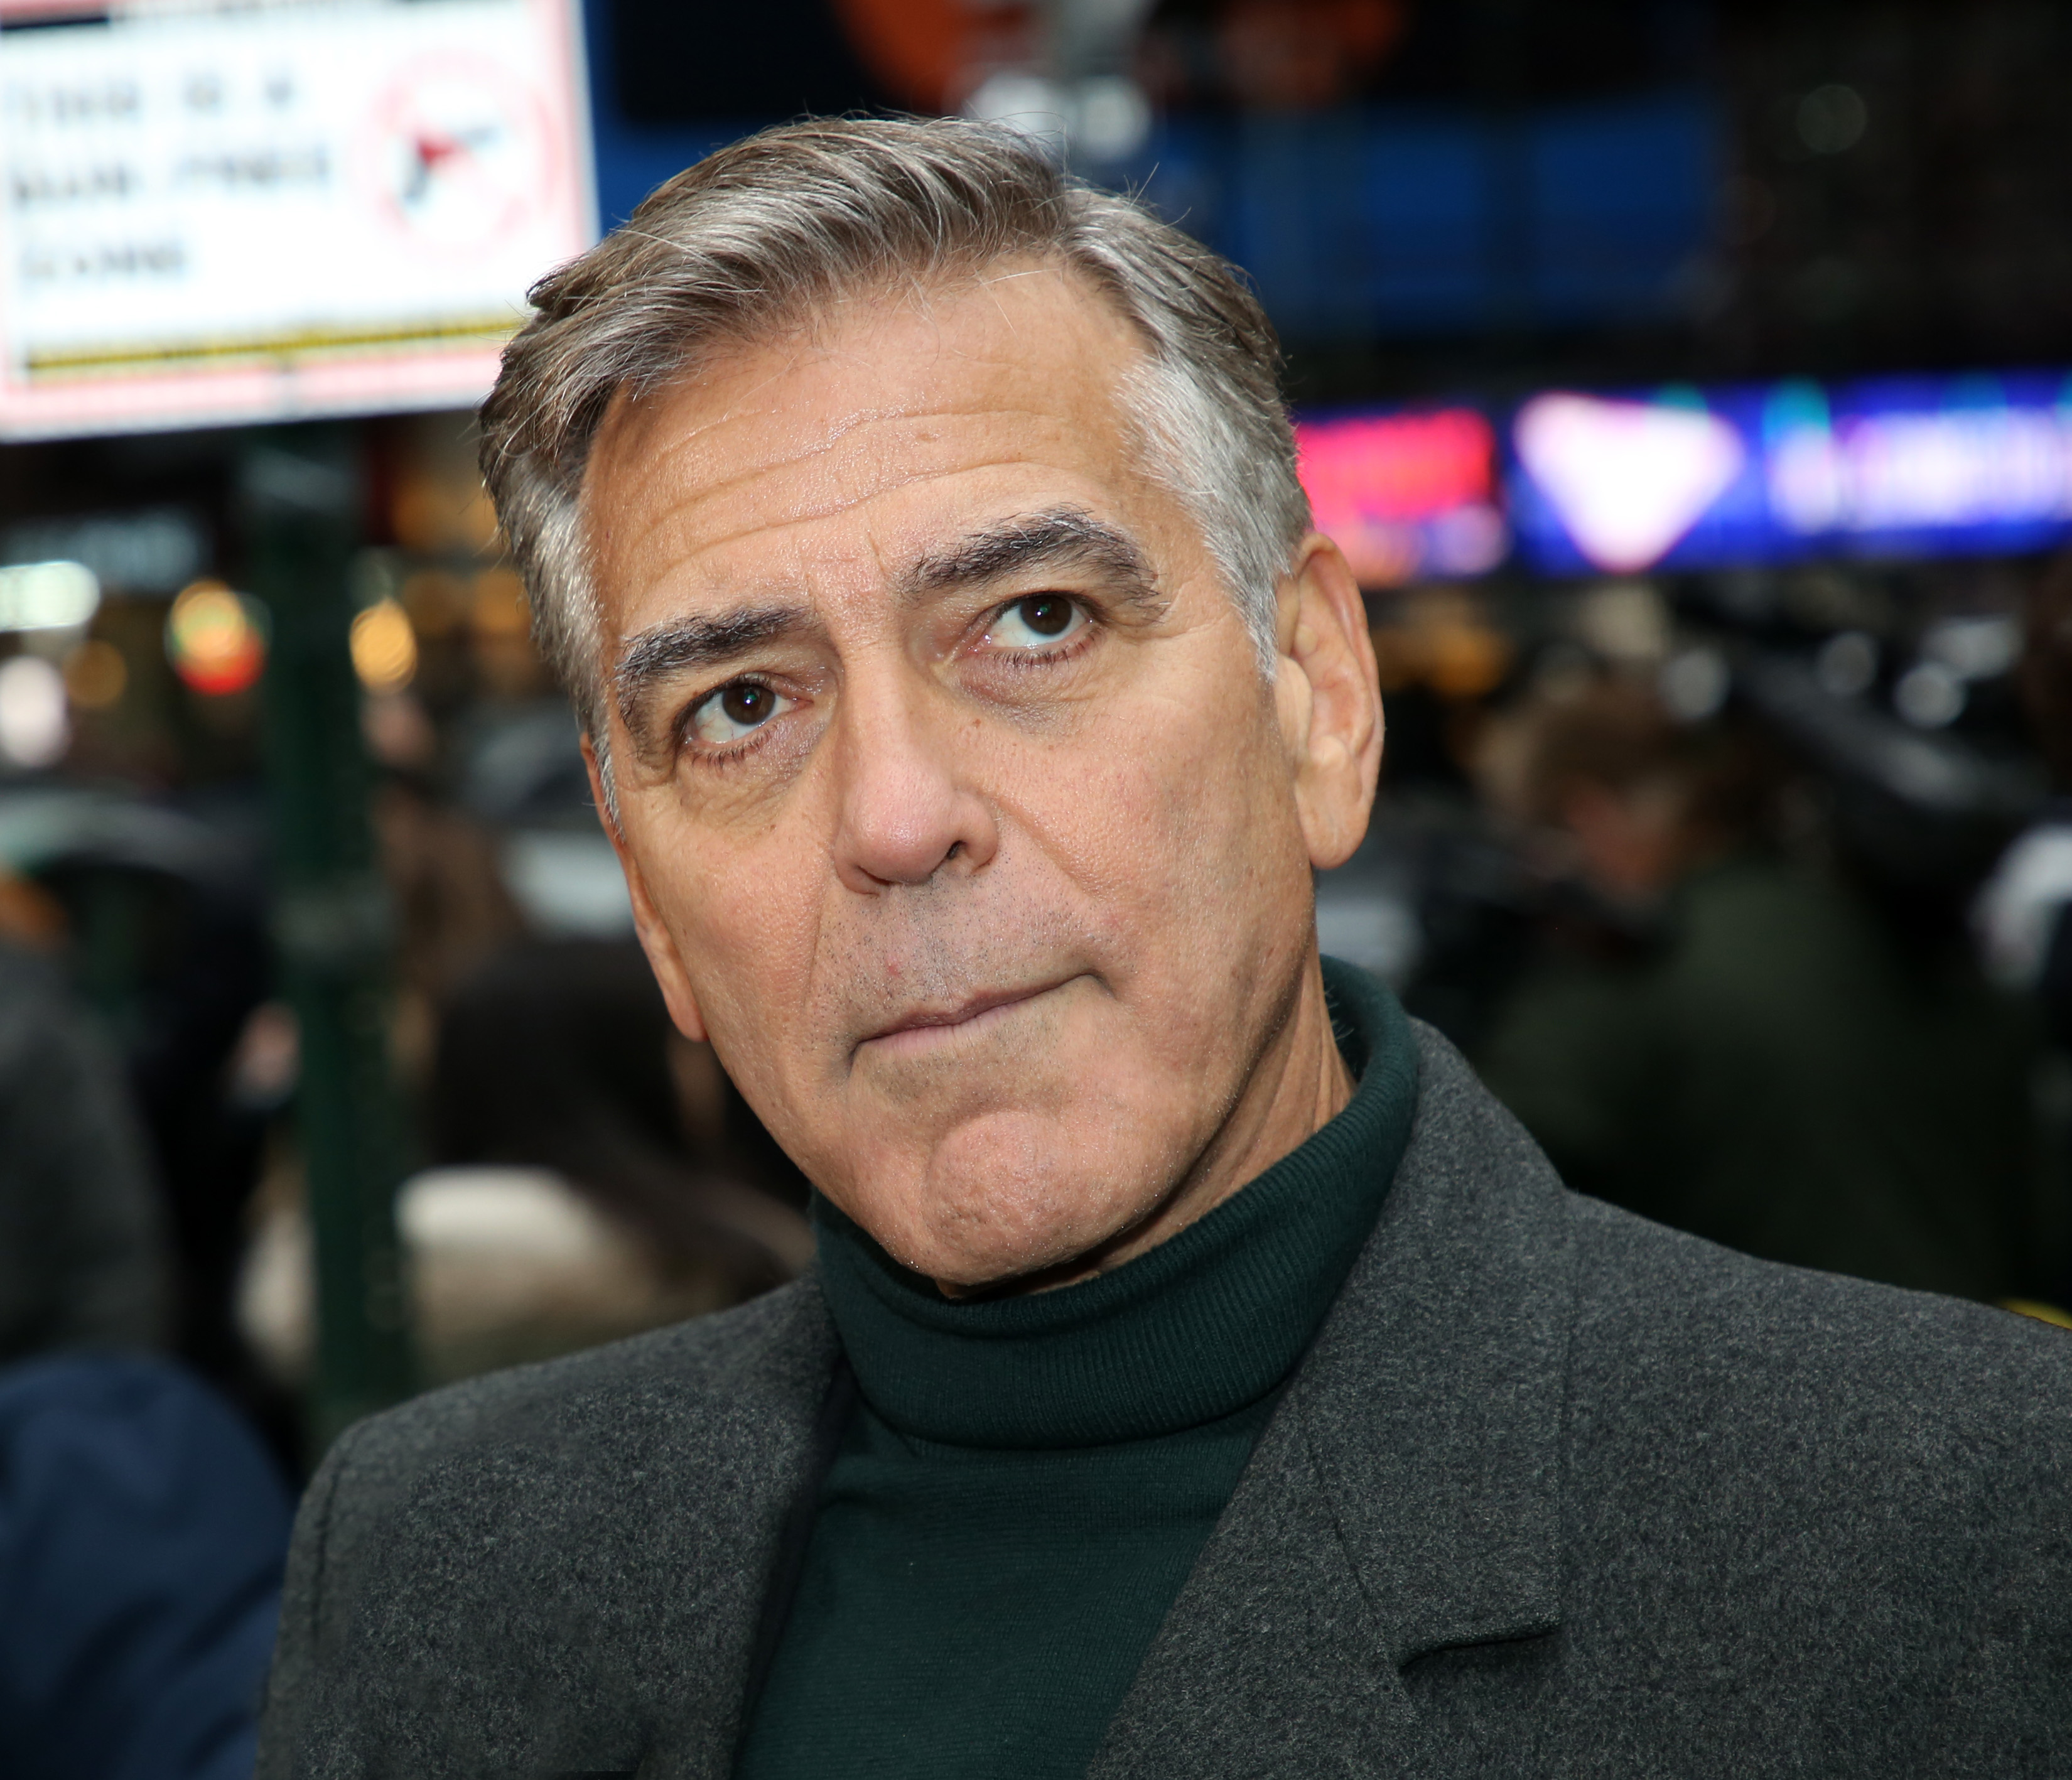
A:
[1018,596,1074,636]
[722,682,771,725]
[689,678,790,747]
[991,595,1086,650]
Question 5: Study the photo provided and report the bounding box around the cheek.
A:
[629,807,827,1088]
[1125,709,1312,1063]
[1028,672,1300,956]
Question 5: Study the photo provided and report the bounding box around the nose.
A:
[829,663,999,893]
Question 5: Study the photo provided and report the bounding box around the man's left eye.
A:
[987,595,1086,650]
[688,678,792,746]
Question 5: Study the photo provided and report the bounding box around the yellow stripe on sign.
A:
[2001,1298,2072,1330]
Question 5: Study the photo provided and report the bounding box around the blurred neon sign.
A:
[1297,407,1506,586]
[1766,394,2072,536]
[1514,394,1743,573]
[1511,372,2072,575]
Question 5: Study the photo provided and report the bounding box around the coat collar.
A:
[1087,1023,1577,1777]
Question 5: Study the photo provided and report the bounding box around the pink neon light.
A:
[1295,407,1504,584]
[1297,409,1496,521]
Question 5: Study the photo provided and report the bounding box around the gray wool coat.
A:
[257,1025,2072,1778]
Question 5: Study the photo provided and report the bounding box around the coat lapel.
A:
[649,1286,844,1778]
[1086,1027,1576,1779]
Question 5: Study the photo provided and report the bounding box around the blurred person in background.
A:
[1477,677,2046,1302]
[363,688,530,1077]
[1,1351,293,1780]
[431,938,811,1258]
[0,867,283,1777]
[416,937,812,1376]
[1977,550,2072,1048]
[259,119,2072,1779]
[17,821,301,1469]
[0,866,170,1364]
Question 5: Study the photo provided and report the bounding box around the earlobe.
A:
[581,733,711,1043]
[1282,535,1384,871]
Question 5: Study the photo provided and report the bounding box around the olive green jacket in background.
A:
[1479,855,2047,1301]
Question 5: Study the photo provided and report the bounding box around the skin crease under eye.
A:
[583,265,1383,1295]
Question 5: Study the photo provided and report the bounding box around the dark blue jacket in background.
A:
[0,1354,293,1780]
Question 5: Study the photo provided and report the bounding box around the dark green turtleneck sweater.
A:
[733,962,1416,1780]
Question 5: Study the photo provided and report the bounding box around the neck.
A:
[941,949,1355,1298]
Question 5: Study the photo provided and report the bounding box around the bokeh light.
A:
[166,580,267,696]
[0,655,70,768]
[63,638,129,710]
[469,568,529,639]
[351,597,419,693]
[0,559,100,633]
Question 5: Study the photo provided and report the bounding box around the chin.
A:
[843,1106,1174,1290]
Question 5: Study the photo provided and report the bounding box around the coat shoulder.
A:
[1563,1185,2072,1439]
[1553,1199,2072,1763]
[325,1275,831,1495]
[259,1283,834,1779]
[1391,1024,2072,1766]
[1410,1012,2072,1456]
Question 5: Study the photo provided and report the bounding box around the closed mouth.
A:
[861,979,1069,1053]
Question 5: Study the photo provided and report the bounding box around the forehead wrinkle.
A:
[602,296,1128,504]
[595,398,1098,583]
[609,448,1142,606]
[588,365,869,563]
[590,262,1153,547]
[630,316,1072,483]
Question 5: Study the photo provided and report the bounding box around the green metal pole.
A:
[242,423,414,1450]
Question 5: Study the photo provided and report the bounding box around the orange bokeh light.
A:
[166,580,266,696]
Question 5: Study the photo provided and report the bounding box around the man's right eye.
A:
[688,679,790,747]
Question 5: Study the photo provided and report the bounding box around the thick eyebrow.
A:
[610,509,1162,739]
[898,507,1165,616]
[613,605,809,734]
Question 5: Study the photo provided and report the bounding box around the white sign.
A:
[0,0,591,438]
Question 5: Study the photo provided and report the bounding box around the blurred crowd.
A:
[0,415,821,1775]
[1472,649,2052,1306]
[1344,556,2067,1317]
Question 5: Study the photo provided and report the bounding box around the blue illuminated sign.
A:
[1508,372,2072,576]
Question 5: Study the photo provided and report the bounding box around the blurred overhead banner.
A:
[1509,372,2072,577]
[1306,369,2072,585]
[0,0,591,439]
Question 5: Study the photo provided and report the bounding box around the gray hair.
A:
[478,116,1311,788]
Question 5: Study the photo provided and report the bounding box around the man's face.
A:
[585,267,1356,1288]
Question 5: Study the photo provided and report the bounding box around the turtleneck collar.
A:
[813,959,1416,1449]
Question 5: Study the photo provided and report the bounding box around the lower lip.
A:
[863,984,1063,1057]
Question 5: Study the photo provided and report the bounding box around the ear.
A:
[1274,533,1383,871]
[582,733,710,1043]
